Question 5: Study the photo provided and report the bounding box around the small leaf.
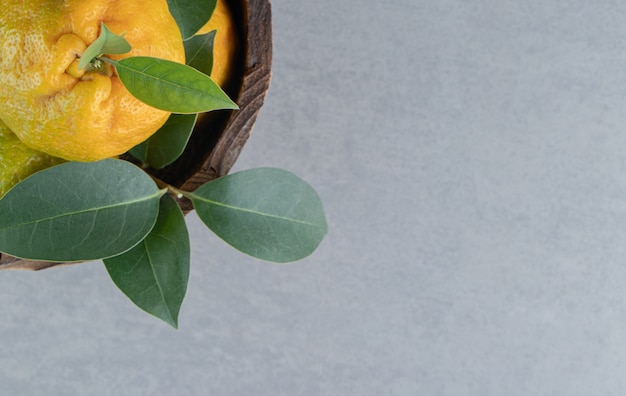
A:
[108,56,238,114]
[79,23,131,70]
[129,113,198,169]
[189,168,328,263]
[0,159,162,262]
[167,0,217,40]
[104,194,190,328]
[184,30,216,76]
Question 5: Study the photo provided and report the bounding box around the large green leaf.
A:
[167,0,217,40]
[189,168,328,263]
[108,56,238,114]
[129,113,198,169]
[0,159,162,262]
[184,30,215,76]
[104,194,190,328]
[78,23,131,70]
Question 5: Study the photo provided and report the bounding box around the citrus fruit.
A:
[198,0,238,88]
[0,120,64,197]
[0,0,185,162]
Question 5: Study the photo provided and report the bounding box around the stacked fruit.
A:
[0,0,236,195]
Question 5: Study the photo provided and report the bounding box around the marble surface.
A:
[4,0,626,394]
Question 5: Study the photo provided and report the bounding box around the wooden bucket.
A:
[0,0,273,270]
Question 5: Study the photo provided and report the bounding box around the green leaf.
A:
[104,194,190,328]
[184,30,215,76]
[0,159,162,262]
[107,56,238,114]
[189,168,328,263]
[167,0,217,40]
[78,23,131,70]
[129,113,198,169]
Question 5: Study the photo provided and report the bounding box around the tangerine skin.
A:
[197,0,238,88]
[0,120,64,197]
[0,0,185,161]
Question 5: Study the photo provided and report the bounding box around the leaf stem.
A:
[168,186,191,200]
[100,56,117,66]
[145,174,191,201]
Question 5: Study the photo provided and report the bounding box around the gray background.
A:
[3,0,626,395]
